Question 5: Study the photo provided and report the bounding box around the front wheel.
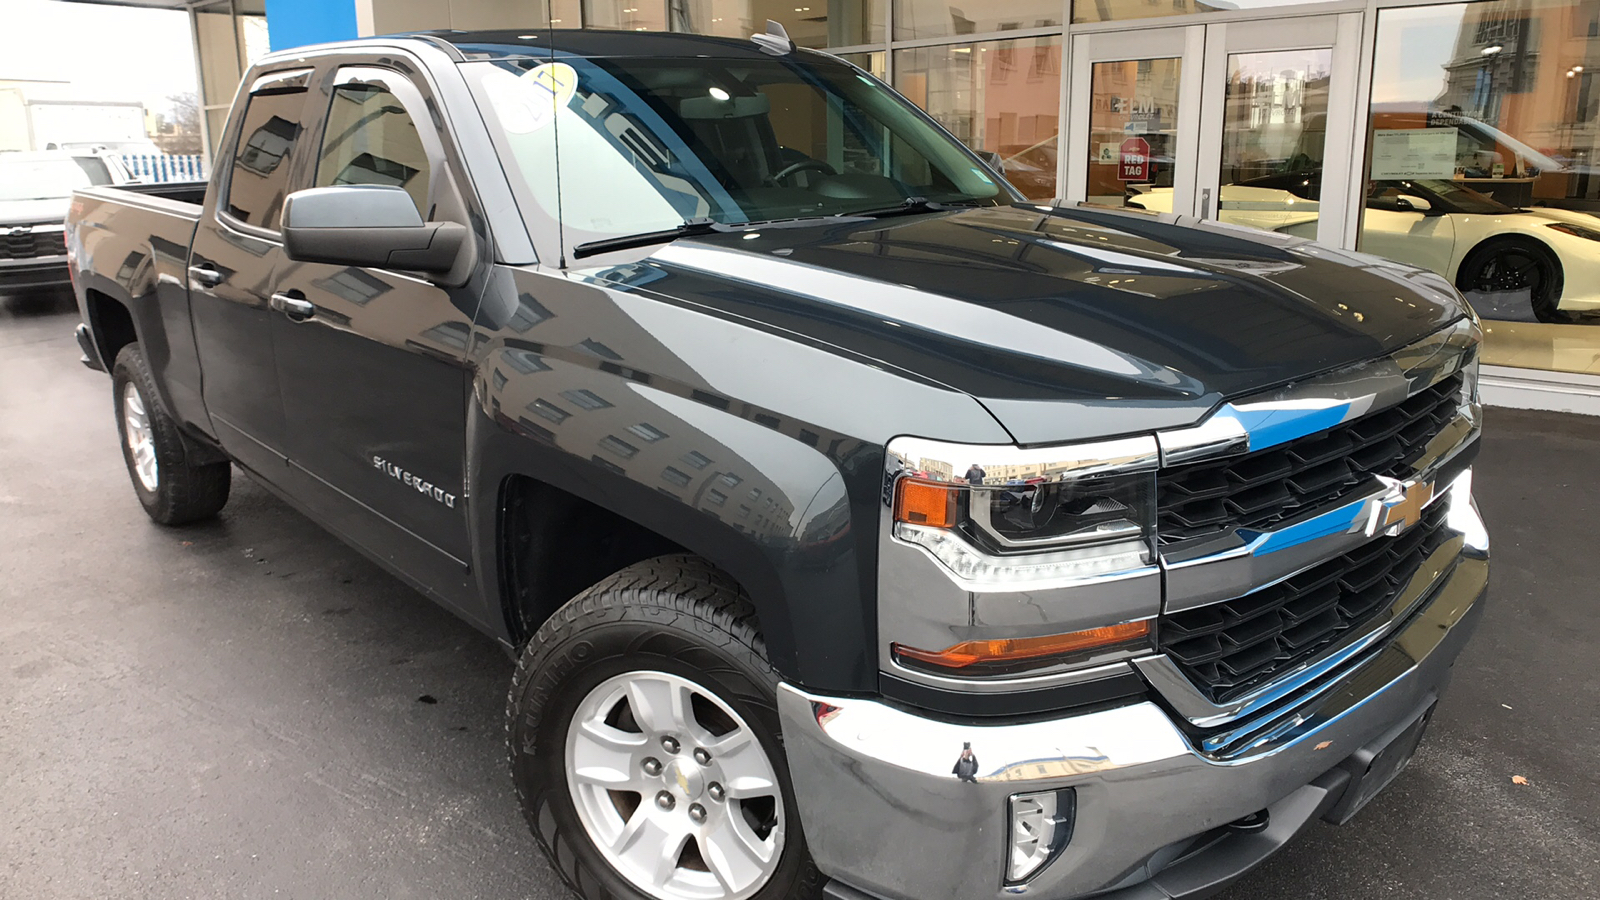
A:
[507,556,822,900]
[1457,237,1565,323]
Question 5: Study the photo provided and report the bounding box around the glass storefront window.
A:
[591,0,882,47]
[894,0,1060,41]
[1072,0,1329,26]
[894,37,1063,199]
[583,0,669,32]
[1085,57,1180,207]
[1215,49,1330,238]
[1363,0,1600,375]
[839,50,887,80]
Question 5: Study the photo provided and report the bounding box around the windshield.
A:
[466,52,1009,244]
[0,157,94,202]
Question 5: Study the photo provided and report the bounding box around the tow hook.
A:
[1228,810,1270,833]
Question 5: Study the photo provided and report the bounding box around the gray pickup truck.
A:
[67,25,1488,900]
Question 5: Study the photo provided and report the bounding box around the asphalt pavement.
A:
[2,291,1596,899]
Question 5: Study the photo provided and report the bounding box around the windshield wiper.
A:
[843,196,983,220]
[572,218,723,260]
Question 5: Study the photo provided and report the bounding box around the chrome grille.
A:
[0,229,66,260]
[1158,501,1453,704]
[1157,372,1464,544]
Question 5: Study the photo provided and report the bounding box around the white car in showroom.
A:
[1128,174,1600,323]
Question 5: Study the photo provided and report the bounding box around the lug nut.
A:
[642,757,662,777]
[661,735,681,754]
[693,747,712,766]
[656,791,676,811]
[688,803,707,824]
[707,782,725,802]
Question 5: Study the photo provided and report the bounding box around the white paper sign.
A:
[1097,143,1120,165]
[1370,128,1457,179]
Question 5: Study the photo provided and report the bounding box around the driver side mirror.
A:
[1395,194,1441,216]
[282,185,467,273]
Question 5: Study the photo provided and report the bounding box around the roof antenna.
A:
[751,20,793,55]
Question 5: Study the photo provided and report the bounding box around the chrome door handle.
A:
[1200,187,1213,219]
[269,292,315,321]
[187,264,223,287]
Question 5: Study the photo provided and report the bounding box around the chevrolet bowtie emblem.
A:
[1375,478,1435,535]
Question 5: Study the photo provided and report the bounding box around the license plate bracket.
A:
[1326,702,1435,825]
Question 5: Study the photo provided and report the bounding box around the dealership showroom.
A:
[3,0,1600,897]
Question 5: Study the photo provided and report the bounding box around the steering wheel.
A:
[768,159,837,185]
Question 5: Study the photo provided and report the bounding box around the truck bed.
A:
[78,181,207,215]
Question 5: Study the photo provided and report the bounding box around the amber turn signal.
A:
[894,479,958,528]
[893,620,1151,670]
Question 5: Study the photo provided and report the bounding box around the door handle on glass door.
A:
[270,292,315,321]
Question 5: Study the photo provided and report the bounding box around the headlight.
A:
[882,435,1162,678]
[887,435,1159,587]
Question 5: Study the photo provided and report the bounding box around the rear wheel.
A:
[507,556,821,900]
[112,344,231,525]
[1457,237,1565,323]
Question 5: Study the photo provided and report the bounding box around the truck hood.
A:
[629,204,1465,444]
[0,198,70,228]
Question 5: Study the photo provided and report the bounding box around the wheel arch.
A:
[468,402,879,695]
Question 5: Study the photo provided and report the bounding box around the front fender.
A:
[463,263,1011,693]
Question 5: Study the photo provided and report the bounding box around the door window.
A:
[316,79,432,217]
[224,83,308,229]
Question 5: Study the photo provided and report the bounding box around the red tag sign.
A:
[1119,137,1151,182]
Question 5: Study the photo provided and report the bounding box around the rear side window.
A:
[225,86,308,230]
[316,79,431,217]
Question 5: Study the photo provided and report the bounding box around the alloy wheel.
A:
[564,670,784,900]
[123,381,158,492]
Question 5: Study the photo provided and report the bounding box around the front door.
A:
[267,64,483,592]
[188,67,313,477]
[1066,14,1362,246]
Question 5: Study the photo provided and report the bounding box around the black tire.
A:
[1457,237,1566,323]
[111,343,231,525]
[507,555,823,900]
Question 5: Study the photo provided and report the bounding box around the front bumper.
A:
[778,544,1487,900]
[0,257,71,291]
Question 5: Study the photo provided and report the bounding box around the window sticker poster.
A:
[1370,128,1457,179]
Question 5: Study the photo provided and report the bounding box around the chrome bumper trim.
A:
[779,542,1486,900]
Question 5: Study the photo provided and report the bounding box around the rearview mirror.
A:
[282,185,466,273]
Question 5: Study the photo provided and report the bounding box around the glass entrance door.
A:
[1066,15,1362,246]
[1194,15,1363,245]
[1066,27,1203,212]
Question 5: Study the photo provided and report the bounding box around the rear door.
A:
[188,68,313,477]
[266,63,486,585]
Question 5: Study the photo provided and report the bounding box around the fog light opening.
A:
[1006,788,1075,885]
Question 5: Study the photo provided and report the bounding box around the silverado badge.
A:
[373,455,458,509]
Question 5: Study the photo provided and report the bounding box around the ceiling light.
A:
[709,87,731,100]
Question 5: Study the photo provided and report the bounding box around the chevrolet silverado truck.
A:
[66,25,1489,900]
